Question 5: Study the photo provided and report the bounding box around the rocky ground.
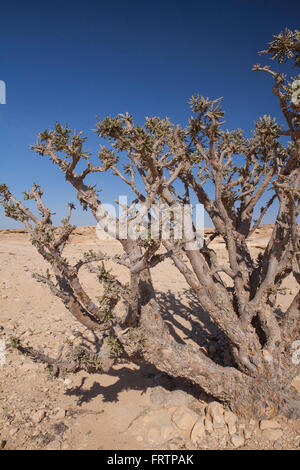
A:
[0,225,299,450]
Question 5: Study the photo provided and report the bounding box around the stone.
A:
[149,388,167,407]
[237,423,246,436]
[231,434,245,448]
[164,389,194,407]
[294,435,300,447]
[214,422,226,430]
[14,411,23,420]
[223,410,237,426]
[262,349,273,362]
[261,429,283,442]
[147,427,161,444]
[9,427,18,437]
[44,439,61,450]
[32,410,45,424]
[214,424,228,438]
[22,330,33,338]
[21,362,38,372]
[206,401,225,426]
[52,408,66,420]
[171,406,199,432]
[202,436,219,449]
[218,436,227,448]
[204,417,214,434]
[161,424,179,442]
[260,419,281,431]
[291,376,300,394]
[228,423,237,436]
[244,427,252,440]
[190,418,206,444]
[5,281,13,288]
[167,437,185,450]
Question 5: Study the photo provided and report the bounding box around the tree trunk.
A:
[133,289,300,419]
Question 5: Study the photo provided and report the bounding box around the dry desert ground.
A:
[0,225,299,450]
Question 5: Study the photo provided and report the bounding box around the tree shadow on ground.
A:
[156,289,234,364]
[65,288,234,406]
[65,364,153,405]
[65,361,209,406]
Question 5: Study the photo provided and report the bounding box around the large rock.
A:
[214,425,228,439]
[147,427,162,444]
[160,424,179,442]
[223,410,237,435]
[164,390,195,408]
[51,408,66,420]
[190,417,206,444]
[260,419,281,431]
[227,423,237,436]
[291,375,300,394]
[149,387,167,407]
[223,410,237,426]
[244,427,252,440]
[206,401,225,426]
[171,406,199,432]
[261,429,283,442]
[204,417,214,434]
[231,435,245,448]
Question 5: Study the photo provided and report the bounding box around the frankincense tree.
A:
[1,29,300,418]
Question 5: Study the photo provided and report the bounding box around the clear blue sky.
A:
[0,0,299,228]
